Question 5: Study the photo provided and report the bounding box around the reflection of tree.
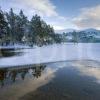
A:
[21,69,28,80]
[0,69,7,87]
[0,64,46,86]
[33,67,42,78]
[10,70,17,82]
[32,65,46,78]
[0,48,15,57]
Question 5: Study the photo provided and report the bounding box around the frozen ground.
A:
[0,43,100,68]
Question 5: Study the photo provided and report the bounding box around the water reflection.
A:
[0,48,23,57]
[0,61,100,100]
[72,60,100,83]
[0,64,46,87]
[18,61,100,100]
[0,69,7,86]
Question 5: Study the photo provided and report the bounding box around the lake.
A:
[0,43,100,100]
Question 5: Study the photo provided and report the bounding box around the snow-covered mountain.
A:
[80,28,100,38]
[82,28,100,33]
[55,28,100,42]
[55,28,100,34]
[55,28,77,34]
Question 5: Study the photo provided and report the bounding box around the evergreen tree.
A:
[16,10,28,42]
[6,8,16,42]
[72,31,78,43]
[0,8,8,45]
[0,8,62,46]
[30,14,56,46]
[30,14,43,45]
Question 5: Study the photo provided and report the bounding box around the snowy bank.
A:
[0,43,100,68]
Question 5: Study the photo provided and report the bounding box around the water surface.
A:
[0,60,100,100]
[0,48,23,58]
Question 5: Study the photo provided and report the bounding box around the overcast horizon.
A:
[0,0,100,31]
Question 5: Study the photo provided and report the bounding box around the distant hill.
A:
[55,28,77,34]
[55,28,100,34]
[82,28,100,33]
[56,28,100,43]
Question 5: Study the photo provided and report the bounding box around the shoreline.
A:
[0,59,99,69]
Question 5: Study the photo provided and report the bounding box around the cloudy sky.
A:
[0,0,100,30]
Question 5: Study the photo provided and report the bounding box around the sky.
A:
[0,0,100,30]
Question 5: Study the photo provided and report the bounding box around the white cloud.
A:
[20,0,58,17]
[1,0,71,30]
[73,5,100,29]
[53,26,66,30]
[47,18,77,30]
[1,0,67,19]
[1,0,57,17]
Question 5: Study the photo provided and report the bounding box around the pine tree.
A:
[0,8,60,46]
[30,14,42,45]
[72,31,78,43]
[6,8,16,42]
[0,8,8,45]
[30,14,56,46]
[16,10,28,42]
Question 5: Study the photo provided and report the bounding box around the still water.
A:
[0,60,100,100]
[0,48,23,58]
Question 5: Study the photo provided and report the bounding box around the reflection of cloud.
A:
[73,5,100,29]
[72,60,100,83]
[0,66,56,100]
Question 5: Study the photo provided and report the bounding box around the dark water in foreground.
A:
[0,60,100,100]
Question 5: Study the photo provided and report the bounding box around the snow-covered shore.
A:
[0,43,100,68]
[0,44,32,49]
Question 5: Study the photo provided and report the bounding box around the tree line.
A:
[0,8,62,46]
